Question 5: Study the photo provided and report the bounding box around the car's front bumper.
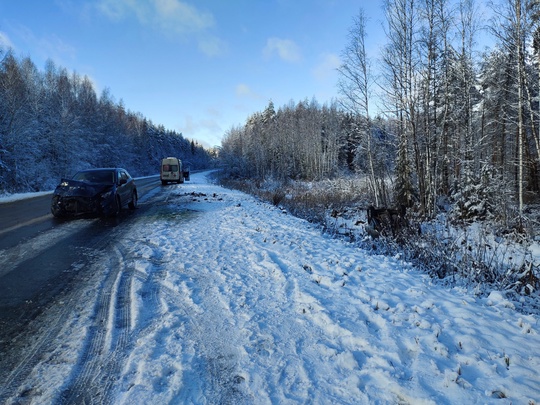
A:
[51,195,101,216]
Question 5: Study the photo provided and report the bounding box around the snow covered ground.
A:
[4,171,540,404]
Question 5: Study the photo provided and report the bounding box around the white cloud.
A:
[0,31,14,50]
[177,106,252,147]
[96,0,223,55]
[183,114,221,132]
[236,83,252,97]
[263,37,301,63]
[9,25,76,64]
[235,83,264,99]
[42,34,77,60]
[198,36,227,57]
[153,0,214,34]
[95,0,137,20]
[179,113,223,144]
[312,53,340,81]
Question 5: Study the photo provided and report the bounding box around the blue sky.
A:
[0,1,385,147]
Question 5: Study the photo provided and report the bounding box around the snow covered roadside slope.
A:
[16,171,540,404]
[113,172,539,404]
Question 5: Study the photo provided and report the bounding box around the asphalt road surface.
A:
[0,175,160,249]
[0,175,161,371]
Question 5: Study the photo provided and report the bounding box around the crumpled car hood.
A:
[54,179,112,198]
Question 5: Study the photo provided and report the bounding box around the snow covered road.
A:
[2,171,539,404]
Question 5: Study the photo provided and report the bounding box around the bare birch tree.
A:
[337,9,383,205]
[490,0,532,215]
[381,0,419,209]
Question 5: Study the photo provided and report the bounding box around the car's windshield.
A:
[73,170,115,184]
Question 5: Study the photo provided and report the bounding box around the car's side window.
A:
[119,171,129,184]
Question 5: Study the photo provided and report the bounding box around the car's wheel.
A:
[129,190,138,210]
[162,180,167,185]
[51,197,66,218]
[51,206,66,218]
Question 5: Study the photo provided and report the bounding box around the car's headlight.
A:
[60,181,69,187]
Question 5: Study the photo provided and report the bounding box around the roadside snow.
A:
[0,190,52,203]
[8,172,540,404]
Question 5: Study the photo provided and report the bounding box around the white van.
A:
[160,157,183,185]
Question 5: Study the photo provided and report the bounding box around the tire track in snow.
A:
[114,227,211,403]
[59,244,134,404]
[0,294,76,402]
[0,220,114,403]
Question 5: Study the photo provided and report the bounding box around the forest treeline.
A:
[221,0,540,226]
[0,51,215,193]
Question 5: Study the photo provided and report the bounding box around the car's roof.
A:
[77,168,126,172]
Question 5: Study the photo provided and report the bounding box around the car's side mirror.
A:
[119,178,127,185]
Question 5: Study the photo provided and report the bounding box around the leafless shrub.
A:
[217,173,540,311]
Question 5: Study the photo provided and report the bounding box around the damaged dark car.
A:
[51,168,138,218]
